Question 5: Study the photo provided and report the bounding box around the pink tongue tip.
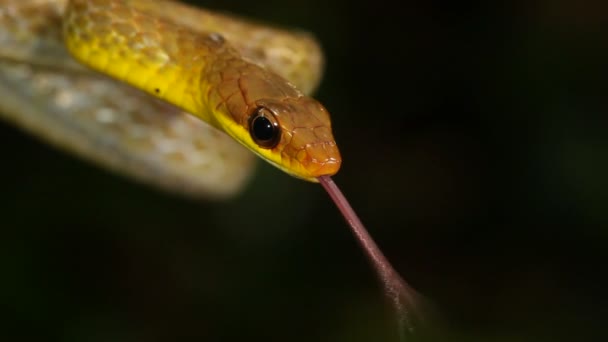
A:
[317,175,425,339]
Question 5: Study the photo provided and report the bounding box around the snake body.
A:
[0,0,341,196]
[0,2,427,334]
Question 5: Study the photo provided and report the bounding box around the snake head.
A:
[213,91,341,181]
[249,97,341,181]
[207,60,341,181]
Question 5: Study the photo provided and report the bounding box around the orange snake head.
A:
[207,60,341,182]
[246,96,342,181]
[210,86,341,181]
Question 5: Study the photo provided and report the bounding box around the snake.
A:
[0,0,340,197]
[0,0,425,337]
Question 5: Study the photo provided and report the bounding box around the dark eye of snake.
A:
[249,107,280,148]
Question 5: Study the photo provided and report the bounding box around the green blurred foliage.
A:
[1,0,607,341]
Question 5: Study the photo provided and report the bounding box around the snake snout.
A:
[302,140,342,177]
[275,101,342,179]
[287,125,341,177]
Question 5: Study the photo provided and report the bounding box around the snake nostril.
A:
[207,32,225,45]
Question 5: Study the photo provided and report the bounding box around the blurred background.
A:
[1,0,607,341]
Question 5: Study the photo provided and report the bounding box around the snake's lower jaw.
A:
[256,143,340,182]
[261,154,340,183]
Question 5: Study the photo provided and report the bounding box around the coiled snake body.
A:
[0,0,339,197]
[0,1,425,338]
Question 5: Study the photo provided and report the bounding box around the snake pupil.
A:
[253,117,273,140]
[249,107,280,148]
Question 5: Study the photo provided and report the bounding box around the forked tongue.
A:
[318,176,427,341]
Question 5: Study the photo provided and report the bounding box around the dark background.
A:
[1,0,607,341]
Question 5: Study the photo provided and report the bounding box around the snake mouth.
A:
[247,141,341,182]
[309,158,341,178]
[293,140,342,178]
[277,140,342,181]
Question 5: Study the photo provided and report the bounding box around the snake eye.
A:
[249,107,280,149]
